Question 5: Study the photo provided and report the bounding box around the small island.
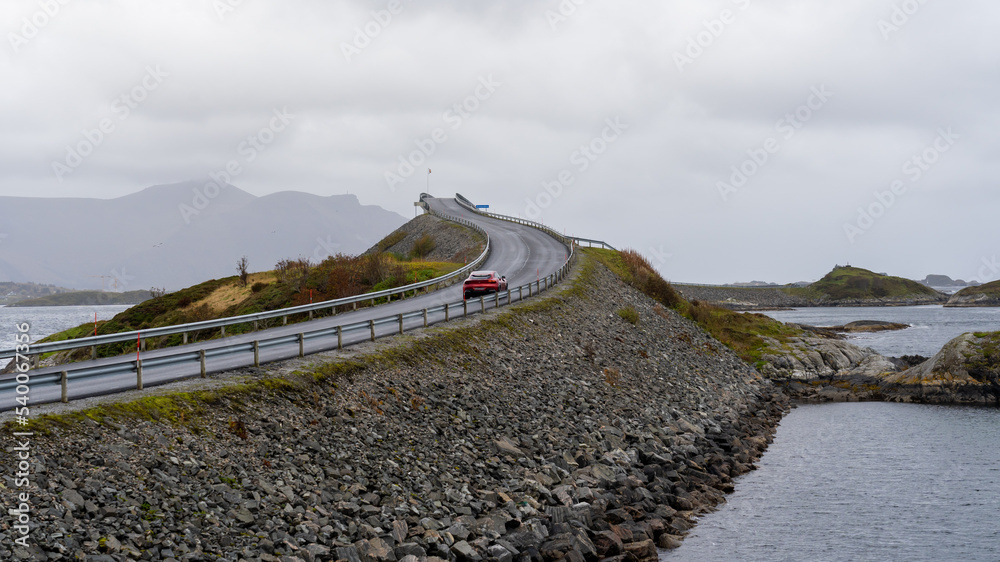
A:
[7,290,154,307]
[945,280,1000,307]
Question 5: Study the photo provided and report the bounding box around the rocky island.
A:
[945,280,1000,307]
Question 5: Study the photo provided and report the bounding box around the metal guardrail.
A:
[0,201,579,406]
[452,193,616,251]
[0,209,491,363]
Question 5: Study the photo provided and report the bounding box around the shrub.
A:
[251,282,267,293]
[411,234,436,259]
[619,249,683,308]
[617,305,640,325]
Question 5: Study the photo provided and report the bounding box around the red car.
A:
[463,270,507,300]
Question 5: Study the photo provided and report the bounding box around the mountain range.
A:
[0,182,405,291]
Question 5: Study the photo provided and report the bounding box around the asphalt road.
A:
[0,198,571,411]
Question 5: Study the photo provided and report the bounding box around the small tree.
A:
[237,256,250,287]
[149,287,167,298]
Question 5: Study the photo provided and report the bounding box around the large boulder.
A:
[881,332,1000,404]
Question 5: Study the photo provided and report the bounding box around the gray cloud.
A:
[1,0,998,284]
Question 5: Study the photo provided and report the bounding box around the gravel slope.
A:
[0,256,786,561]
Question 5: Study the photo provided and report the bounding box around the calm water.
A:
[663,402,1000,562]
[0,304,131,367]
[764,305,1000,357]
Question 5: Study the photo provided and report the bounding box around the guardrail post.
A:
[91,346,97,360]
[353,302,358,310]
[445,303,450,321]
[221,326,226,338]
[398,314,404,335]
[480,295,485,313]
[463,299,468,317]
[200,349,207,378]
[309,310,313,321]
[423,309,428,327]
[519,287,523,301]
[61,371,68,403]
[136,360,143,390]
[253,320,258,332]
[298,333,305,357]
[253,341,260,367]
[369,320,376,342]
[283,316,288,326]
[528,283,532,297]
[337,326,343,350]
[183,332,188,345]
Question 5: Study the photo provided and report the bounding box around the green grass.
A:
[39,255,467,362]
[587,247,801,365]
[783,265,938,300]
[617,306,639,325]
[955,280,1000,299]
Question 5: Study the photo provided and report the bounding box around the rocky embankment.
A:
[0,257,787,561]
[367,214,485,263]
[672,285,806,310]
[674,286,947,310]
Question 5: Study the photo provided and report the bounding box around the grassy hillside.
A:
[783,265,940,301]
[9,290,152,307]
[587,248,802,367]
[42,253,463,361]
[953,280,1000,299]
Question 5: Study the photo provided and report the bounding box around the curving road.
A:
[0,197,571,411]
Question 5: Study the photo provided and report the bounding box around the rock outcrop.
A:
[756,335,898,401]
[880,332,1000,404]
[945,280,1000,307]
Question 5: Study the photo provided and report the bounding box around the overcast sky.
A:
[2,1,998,284]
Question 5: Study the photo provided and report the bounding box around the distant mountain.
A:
[0,182,406,291]
[920,274,977,288]
[0,281,75,305]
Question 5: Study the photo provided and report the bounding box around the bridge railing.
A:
[451,194,616,251]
